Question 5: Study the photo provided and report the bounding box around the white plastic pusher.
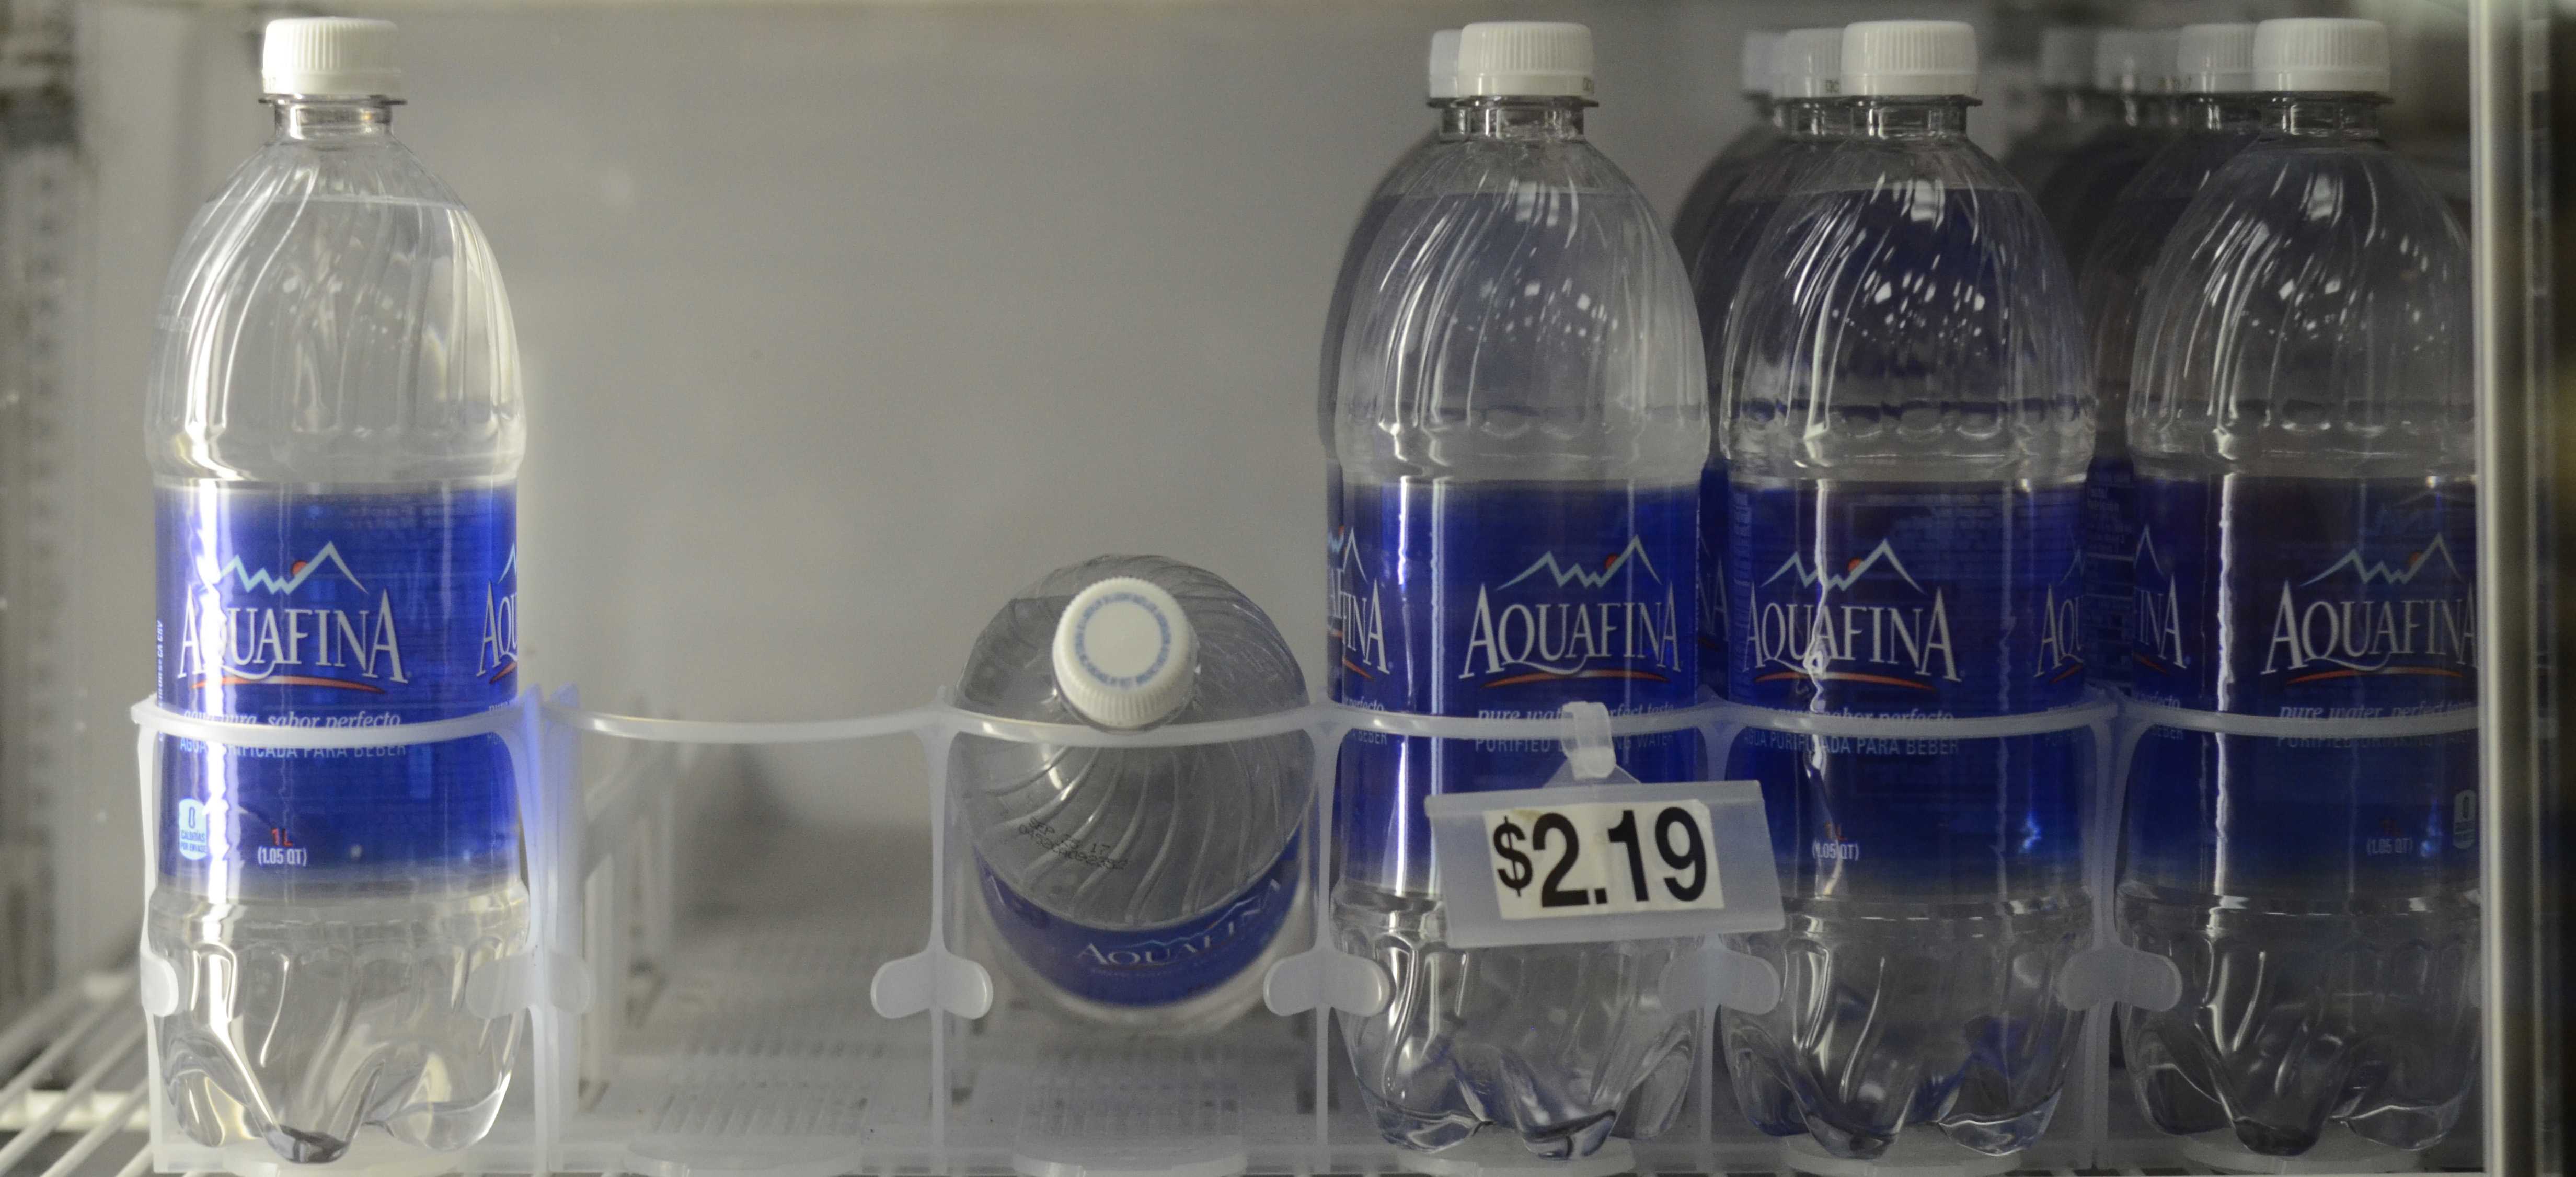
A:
[124,684,2479,1174]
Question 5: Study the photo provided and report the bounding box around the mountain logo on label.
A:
[2264,533,2476,684]
[1761,539,1922,594]
[1458,534,1684,688]
[175,539,408,693]
[2130,529,2189,677]
[2035,552,2086,685]
[196,543,365,595]
[1332,525,1392,680]
[1500,535,1664,592]
[2298,534,2465,588]
[1750,538,1959,691]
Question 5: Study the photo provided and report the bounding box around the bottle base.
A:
[1721,898,2090,1162]
[2118,887,2478,1159]
[148,884,529,1166]
[2181,1129,2424,1174]
[1407,1132,1639,1177]
[1332,885,1697,1161]
[1779,1128,2023,1177]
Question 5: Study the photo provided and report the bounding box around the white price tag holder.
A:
[1419,703,1784,950]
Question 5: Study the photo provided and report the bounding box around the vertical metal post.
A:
[2471,2,2548,1174]
[0,0,73,1024]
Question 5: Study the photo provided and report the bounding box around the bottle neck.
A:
[1441,96,1588,141]
[1778,98,1850,139]
[2116,92,2183,129]
[1852,96,1971,141]
[1747,93,1778,129]
[269,97,397,143]
[2049,88,2111,123]
[2262,94,2385,139]
[2178,93,2267,133]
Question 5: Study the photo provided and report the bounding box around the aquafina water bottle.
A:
[1717,20,2094,1160]
[145,18,527,1167]
[2035,29,2180,270]
[1686,26,1849,702]
[1325,28,1459,677]
[2120,18,2478,1159]
[1329,21,1709,1160]
[2075,24,2265,690]
[953,555,1310,1030]
[1670,29,1782,268]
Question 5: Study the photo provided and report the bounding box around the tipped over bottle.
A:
[954,555,1312,1031]
[2119,18,2479,1160]
[145,18,528,1168]
[1329,21,1709,1159]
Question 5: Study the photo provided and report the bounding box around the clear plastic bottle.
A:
[1670,29,1781,268]
[1716,21,2093,1160]
[1685,27,1848,700]
[2120,18,2478,1159]
[953,555,1311,1031]
[1329,21,1708,1160]
[1326,29,1458,676]
[2076,25,2262,689]
[2000,28,2108,194]
[143,19,527,1167]
[2036,29,2182,272]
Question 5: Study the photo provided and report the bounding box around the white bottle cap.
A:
[1771,28,1843,99]
[1741,30,1782,96]
[1841,20,1977,98]
[1454,22,1593,99]
[1428,29,1463,101]
[2095,29,2178,94]
[2251,18,2390,95]
[2039,28,2098,90]
[1052,577,1197,730]
[261,17,402,99]
[2175,24,2258,94]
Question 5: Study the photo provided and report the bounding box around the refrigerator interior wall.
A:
[12,0,2541,1174]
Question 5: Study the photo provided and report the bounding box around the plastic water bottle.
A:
[2000,28,2107,194]
[2075,24,2261,689]
[1685,26,1846,699]
[953,555,1310,1030]
[144,19,526,1166]
[2035,29,2180,270]
[1670,29,1781,267]
[2120,19,2477,1158]
[1326,29,1457,674]
[1716,21,2092,1160]
[1329,22,1708,1159]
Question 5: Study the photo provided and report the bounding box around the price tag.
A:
[1423,780,1782,949]
[1484,800,1722,920]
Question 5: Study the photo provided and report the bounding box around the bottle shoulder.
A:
[1334,136,1708,482]
[2129,141,2471,469]
[1719,137,2090,478]
[2079,137,2261,366]
[147,137,522,483]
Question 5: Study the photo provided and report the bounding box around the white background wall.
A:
[58,0,2426,974]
